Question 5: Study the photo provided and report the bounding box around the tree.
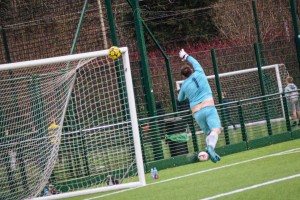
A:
[0,0,10,24]
[139,0,219,44]
[213,0,293,45]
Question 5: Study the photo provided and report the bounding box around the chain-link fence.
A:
[1,0,300,117]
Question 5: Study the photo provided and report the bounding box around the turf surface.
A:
[62,139,300,200]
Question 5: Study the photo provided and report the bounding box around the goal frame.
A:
[176,64,285,116]
[0,47,146,200]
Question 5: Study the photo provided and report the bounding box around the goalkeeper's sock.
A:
[206,131,218,149]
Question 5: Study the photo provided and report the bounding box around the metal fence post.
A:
[211,49,230,145]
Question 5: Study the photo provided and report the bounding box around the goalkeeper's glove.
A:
[179,49,189,61]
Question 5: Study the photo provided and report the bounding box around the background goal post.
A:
[0,47,145,200]
[176,64,287,117]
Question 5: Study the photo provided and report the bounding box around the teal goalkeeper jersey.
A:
[178,56,213,108]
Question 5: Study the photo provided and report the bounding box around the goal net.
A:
[0,48,145,200]
[176,64,288,123]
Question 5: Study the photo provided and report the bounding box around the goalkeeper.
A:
[177,49,221,163]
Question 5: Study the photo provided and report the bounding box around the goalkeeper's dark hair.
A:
[181,65,193,78]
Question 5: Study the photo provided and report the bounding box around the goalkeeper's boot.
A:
[206,145,221,163]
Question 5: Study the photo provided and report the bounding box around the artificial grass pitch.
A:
[63,139,300,200]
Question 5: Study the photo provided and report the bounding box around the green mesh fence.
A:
[140,92,298,167]
[0,1,112,62]
[1,0,300,116]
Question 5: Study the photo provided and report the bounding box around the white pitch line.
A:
[200,173,300,200]
[84,148,300,200]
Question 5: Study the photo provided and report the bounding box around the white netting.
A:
[0,49,143,200]
[0,62,77,199]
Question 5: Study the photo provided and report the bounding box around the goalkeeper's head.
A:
[181,65,193,78]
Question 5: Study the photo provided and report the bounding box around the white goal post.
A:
[0,47,145,200]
